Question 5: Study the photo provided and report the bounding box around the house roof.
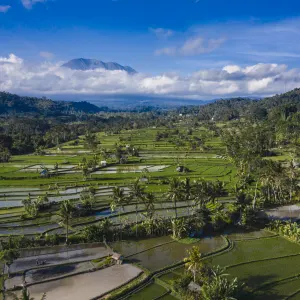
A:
[112,252,123,260]
[188,281,201,292]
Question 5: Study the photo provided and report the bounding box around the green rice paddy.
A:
[0,125,298,299]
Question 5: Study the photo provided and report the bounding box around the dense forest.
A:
[0,92,104,115]
[178,88,300,121]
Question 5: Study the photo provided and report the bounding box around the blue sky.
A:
[1,0,300,100]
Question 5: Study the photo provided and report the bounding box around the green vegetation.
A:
[1,88,300,299]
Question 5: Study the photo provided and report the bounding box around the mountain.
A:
[62,58,137,74]
[0,92,104,115]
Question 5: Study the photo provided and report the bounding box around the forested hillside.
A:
[178,88,300,121]
[0,92,103,115]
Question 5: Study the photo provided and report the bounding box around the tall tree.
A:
[57,200,75,244]
[184,246,203,282]
[110,187,128,240]
[166,178,183,219]
[129,179,145,237]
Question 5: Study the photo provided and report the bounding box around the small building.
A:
[140,177,149,183]
[176,166,184,173]
[40,169,49,177]
[111,252,124,265]
[100,161,107,167]
[188,281,201,293]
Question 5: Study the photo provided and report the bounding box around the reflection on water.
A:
[260,205,300,221]
[113,236,225,272]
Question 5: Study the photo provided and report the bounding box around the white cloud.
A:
[180,37,225,56]
[0,5,11,13]
[0,53,300,99]
[150,28,175,39]
[39,51,55,59]
[155,47,177,56]
[0,54,23,64]
[223,65,241,74]
[21,0,47,9]
[156,36,226,56]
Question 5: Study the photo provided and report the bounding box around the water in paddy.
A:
[115,236,224,271]
[111,236,173,257]
[108,206,190,225]
[26,262,93,284]
[129,283,168,300]
[0,223,59,235]
[0,200,23,208]
[23,265,141,300]
[92,165,168,175]
[260,205,300,221]
[0,187,41,194]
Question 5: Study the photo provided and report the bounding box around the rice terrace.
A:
[1,90,300,300]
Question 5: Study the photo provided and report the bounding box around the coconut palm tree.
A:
[184,246,203,282]
[166,178,183,219]
[129,179,145,237]
[200,268,239,300]
[57,200,75,244]
[110,187,127,239]
[182,178,192,215]
[142,192,156,235]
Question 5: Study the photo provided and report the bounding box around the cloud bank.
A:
[0,53,299,100]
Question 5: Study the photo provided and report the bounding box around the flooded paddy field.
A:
[25,261,94,284]
[113,236,225,272]
[9,245,110,273]
[111,236,174,257]
[260,205,300,221]
[20,264,142,300]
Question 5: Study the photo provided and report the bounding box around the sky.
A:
[1,0,300,101]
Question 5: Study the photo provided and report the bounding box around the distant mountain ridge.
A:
[62,58,137,74]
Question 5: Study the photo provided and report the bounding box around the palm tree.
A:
[110,187,127,239]
[171,218,188,239]
[166,178,183,219]
[200,267,239,300]
[142,192,156,235]
[184,246,203,282]
[129,179,145,237]
[36,193,49,209]
[81,192,95,213]
[182,178,191,216]
[57,200,75,244]
[7,286,46,300]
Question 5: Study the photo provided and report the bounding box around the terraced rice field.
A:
[0,126,237,237]
[0,126,299,299]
